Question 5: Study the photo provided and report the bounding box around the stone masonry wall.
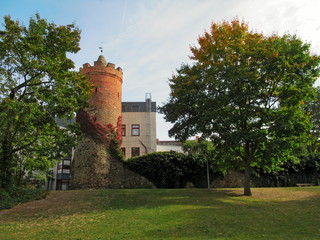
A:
[71,137,154,189]
[71,137,110,189]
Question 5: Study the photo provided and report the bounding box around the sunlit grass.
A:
[0,187,319,240]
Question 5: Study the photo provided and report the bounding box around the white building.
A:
[121,94,157,159]
[46,155,72,190]
[156,140,183,153]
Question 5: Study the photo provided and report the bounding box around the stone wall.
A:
[211,171,245,188]
[71,137,154,189]
[71,137,110,189]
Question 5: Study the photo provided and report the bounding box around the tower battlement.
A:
[81,55,123,82]
[80,55,123,126]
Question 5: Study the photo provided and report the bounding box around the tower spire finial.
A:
[99,42,104,53]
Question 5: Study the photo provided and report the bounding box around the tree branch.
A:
[12,128,40,153]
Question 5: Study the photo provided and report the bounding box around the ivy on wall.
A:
[76,109,122,147]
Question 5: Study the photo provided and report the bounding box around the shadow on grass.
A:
[138,188,320,240]
[1,188,319,239]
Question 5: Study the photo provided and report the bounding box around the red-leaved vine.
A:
[76,109,122,146]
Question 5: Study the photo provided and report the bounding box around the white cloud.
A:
[2,0,319,140]
[94,0,320,139]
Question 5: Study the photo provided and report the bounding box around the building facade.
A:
[156,140,183,153]
[121,94,157,159]
[46,155,72,190]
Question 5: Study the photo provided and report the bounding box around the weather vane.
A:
[99,42,104,53]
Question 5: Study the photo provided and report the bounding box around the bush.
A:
[0,187,47,210]
[125,151,222,188]
[252,153,320,187]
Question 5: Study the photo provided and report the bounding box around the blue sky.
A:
[1,0,320,140]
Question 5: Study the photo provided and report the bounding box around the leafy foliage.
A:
[0,14,92,188]
[182,140,225,169]
[125,152,188,188]
[76,109,124,162]
[252,153,320,187]
[182,140,227,185]
[304,87,320,153]
[125,151,222,188]
[0,186,47,210]
[76,109,122,146]
[182,140,214,156]
[159,19,320,195]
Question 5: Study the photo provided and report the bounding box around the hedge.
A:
[125,151,222,188]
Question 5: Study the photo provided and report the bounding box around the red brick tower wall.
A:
[81,55,123,127]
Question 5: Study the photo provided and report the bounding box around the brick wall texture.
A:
[81,57,122,127]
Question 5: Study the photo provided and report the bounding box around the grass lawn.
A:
[0,187,319,240]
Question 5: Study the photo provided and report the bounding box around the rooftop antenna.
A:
[145,92,152,100]
[145,93,152,112]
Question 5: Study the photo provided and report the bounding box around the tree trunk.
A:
[0,138,14,189]
[0,118,15,189]
[244,158,252,196]
[0,97,15,189]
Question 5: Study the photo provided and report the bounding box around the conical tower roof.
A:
[97,55,107,66]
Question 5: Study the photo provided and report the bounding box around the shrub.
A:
[125,151,222,188]
[252,153,320,187]
[0,187,47,210]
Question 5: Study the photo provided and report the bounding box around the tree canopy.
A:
[304,87,320,153]
[159,19,320,195]
[0,14,91,188]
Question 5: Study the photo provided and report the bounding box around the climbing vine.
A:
[76,109,122,147]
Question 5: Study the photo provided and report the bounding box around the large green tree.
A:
[159,19,320,195]
[304,87,320,153]
[0,14,91,188]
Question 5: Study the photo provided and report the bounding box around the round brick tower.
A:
[81,55,123,127]
[71,55,123,189]
[71,55,153,189]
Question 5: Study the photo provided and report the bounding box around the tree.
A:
[304,87,320,153]
[182,139,218,189]
[159,19,320,195]
[0,14,91,188]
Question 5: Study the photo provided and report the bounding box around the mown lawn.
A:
[0,187,319,240]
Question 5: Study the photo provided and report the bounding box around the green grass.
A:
[0,187,47,210]
[0,187,319,240]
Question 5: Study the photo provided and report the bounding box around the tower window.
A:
[121,124,126,136]
[131,124,140,136]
